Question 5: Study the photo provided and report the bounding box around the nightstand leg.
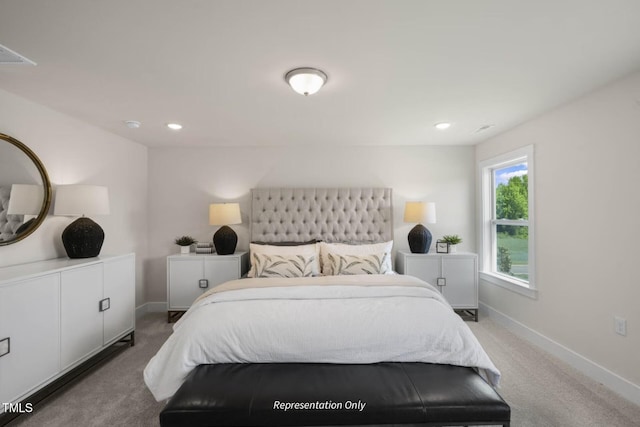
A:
[455,309,478,322]
[167,311,184,323]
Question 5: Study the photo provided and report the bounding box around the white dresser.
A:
[0,253,135,411]
[396,251,478,321]
[167,252,249,322]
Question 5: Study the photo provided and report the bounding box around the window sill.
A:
[479,271,538,299]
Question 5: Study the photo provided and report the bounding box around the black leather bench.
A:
[160,362,510,427]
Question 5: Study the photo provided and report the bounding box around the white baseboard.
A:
[135,301,167,319]
[479,302,640,406]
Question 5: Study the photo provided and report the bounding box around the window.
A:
[479,145,536,298]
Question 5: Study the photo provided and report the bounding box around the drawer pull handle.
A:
[99,298,111,312]
[199,279,209,289]
[436,277,446,287]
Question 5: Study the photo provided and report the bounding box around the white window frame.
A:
[478,145,536,299]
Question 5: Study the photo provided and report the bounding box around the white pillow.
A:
[329,252,391,275]
[247,242,320,277]
[252,253,317,278]
[319,241,393,275]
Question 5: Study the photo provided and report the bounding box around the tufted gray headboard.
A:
[0,186,24,242]
[250,188,393,243]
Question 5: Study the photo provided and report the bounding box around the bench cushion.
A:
[160,362,510,427]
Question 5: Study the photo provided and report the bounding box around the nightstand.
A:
[396,250,478,321]
[166,252,249,322]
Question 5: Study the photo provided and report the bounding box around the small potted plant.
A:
[174,235,196,254]
[441,235,462,253]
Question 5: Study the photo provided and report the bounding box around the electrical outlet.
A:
[614,316,627,336]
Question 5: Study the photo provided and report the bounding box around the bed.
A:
[145,188,510,426]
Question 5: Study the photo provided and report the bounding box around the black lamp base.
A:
[213,225,238,255]
[408,223,432,254]
[62,217,105,258]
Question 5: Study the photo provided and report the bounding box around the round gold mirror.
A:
[0,133,52,245]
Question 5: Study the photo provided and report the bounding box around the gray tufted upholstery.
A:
[0,186,24,242]
[250,188,393,243]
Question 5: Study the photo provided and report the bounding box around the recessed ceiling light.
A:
[434,122,451,130]
[124,120,141,129]
[167,123,183,130]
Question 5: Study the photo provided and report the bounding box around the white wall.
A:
[147,145,475,302]
[476,72,640,390]
[0,88,149,306]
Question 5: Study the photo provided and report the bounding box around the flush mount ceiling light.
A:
[285,67,327,96]
[434,122,451,130]
[167,123,183,130]
[475,124,495,133]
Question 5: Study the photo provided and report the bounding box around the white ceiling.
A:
[1,0,640,148]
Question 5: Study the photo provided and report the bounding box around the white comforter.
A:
[144,274,500,401]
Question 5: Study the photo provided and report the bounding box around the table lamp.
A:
[404,201,436,253]
[54,185,110,258]
[209,203,241,255]
[7,184,45,233]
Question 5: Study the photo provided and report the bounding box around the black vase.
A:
[408,223,432,254]
[213,225,237,255]
[62,217,105,258]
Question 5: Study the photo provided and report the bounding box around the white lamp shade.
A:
[403,201,436,224]
[54,185,110,216]
[209,203,241,226]
[285,68,327,96]
[7,184,45,215]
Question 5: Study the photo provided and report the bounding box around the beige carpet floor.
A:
[7,312,640,427]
